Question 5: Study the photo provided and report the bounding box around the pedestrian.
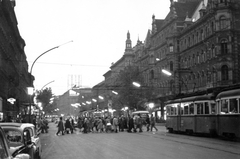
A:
[134,114,143,132]
[83,117,89,134]
[105,117,112,133]
[70,117,75,133]
[118,116,124,132]
[32,116,37,128]
[56,117,65,136]
[39,118,46,133]
[77,117,83,132]
[150,114,158,131]
[65,117,72,134]
[112,116,118,133]
[97,119,103,133]
[146,115,150,131]
[127,115,134,133]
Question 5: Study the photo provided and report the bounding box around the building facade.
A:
[90,0,240,119]
[0,0,32,121]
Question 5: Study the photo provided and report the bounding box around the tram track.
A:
[137,131,240,156]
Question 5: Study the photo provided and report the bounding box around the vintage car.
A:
[0,123,41,159]
[0,125,30,159]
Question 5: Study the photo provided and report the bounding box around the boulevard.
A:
[40,122,240,159]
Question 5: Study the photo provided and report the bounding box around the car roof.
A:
[0,122,34,130]
[132,111,149,114]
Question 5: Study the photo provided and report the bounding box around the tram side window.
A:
[167,107,171,116]
[196,103,204,114]
[184,105,189,115]
[221,99,228,114]
[178,105,184,115]
[189,103,194,114]
[229,98,238,114]
[210,103,216,114]
[204,102,210,114]
[173,107,177,115]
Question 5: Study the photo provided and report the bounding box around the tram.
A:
[165,88,240,139]
[215,88,240,138]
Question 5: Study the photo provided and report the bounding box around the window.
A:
[150,70,154,79]
[221,99,229,114]
[210,103,216,114]
[189,103,194,114]
[196,103,204,114]
[221,39,228,54]
[219,16,227,30]
[204,102,210,114]
[184,104,189,115]
[221,65,229,81]
[169,44,173,53]
[4,130,22,144]
[170,61,173,71]
[229,98,238,113]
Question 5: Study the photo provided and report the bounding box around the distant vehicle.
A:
[132,111,150,118]
[0,123,41,159]
[131,111,150,124]
[0,125,30,159]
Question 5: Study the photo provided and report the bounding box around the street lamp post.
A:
[40,80,55,91]
[27,87,34,123]
[28,40,73,122]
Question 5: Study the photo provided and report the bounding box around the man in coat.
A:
[56,117,64,136]
[127,115,134,133]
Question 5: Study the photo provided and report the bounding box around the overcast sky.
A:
[15,0,170,95]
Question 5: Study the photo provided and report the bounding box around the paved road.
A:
[40,123,240,159]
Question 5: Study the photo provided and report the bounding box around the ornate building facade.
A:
[0,0,32,121]
[90,0,240,119]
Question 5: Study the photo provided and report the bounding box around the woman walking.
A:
[56,117,64,136]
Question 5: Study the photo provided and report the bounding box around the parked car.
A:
[0,125,30,159]
[21,123,42,159]
[0,123,41,159]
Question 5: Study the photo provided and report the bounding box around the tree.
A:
[116,66,147,111]
[36,87,53,112]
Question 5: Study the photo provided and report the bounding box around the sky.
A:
[14,0,170,95]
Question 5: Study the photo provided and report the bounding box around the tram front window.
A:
[229,98,238,113]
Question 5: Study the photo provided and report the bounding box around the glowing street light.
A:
[98,95,104,100]
[132,82,141,88]
[112,91,118,95]
[92,99,97,102]
[162,69,172,76]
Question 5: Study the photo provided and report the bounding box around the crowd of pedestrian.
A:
[55,114,158,136]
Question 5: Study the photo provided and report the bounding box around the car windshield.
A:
[4,129,22,147]
[0,132,8,159]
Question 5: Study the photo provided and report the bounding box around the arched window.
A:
[221,39,228,54]
[150,70,154,79]
[211,21,215,33]
[221,65,229,81]
[219,16,227,30]
[212,44,215,57]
